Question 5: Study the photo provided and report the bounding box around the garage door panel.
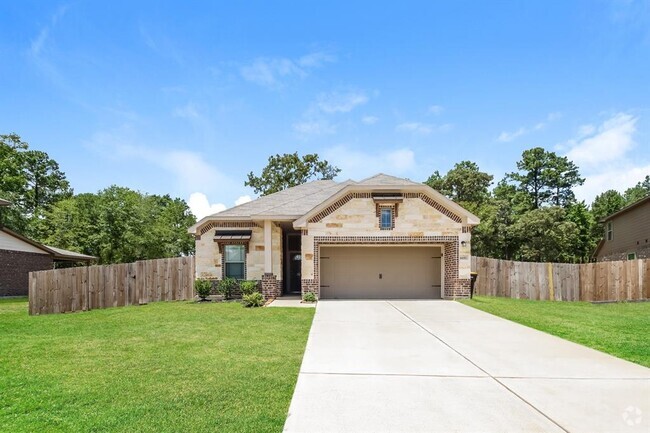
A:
[320,246,442,299]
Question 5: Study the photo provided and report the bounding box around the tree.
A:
[41,187,196,264]
[245,152,340,196]
[0,133,72,236]
[547,154,584,206]
[508,147,583,209]
[565,201,597,263]
[424,161,493,213]
[623,175,650,204]
[511,207,579,262]
[591,190,626,222]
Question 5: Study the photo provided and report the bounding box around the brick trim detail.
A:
[309,193,372,223]
[196,221,261,238]
[308,192,462,224]
[417,193,462,223]
[305,236,467,299]
[261,273,280,299]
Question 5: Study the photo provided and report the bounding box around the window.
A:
[224,244,245,279]
[380,207,393,230]
[606,222,613,241]
[628,252,636,260]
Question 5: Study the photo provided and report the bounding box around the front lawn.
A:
[461,296,650,367]
[0,298,314,432]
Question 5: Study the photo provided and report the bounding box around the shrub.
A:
[242,292,264,308]
[194,279,212,301]
[218,277,238,300]
[239,280,259,296]
[302,291,317,303]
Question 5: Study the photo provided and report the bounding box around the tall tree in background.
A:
[547,154,584,206]
[507,147,583,209]
[507,147,553,209]
[623,175,650,204]
[424,161,493,213]
[0,133,72,235]
[245,152,340,196]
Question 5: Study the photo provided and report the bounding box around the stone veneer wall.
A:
[194,222,283,283]
[301,196,473,299]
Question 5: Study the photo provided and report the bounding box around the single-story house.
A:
[0,199,96,296]
[593,194,650,261]
[188,174,479,300]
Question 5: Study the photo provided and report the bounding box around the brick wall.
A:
[0,249,52,296]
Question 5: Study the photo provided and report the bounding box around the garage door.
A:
[320,246,442,299]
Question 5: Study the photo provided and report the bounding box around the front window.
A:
[628,252,636,260]
[606,222,613,241]
[380,207,393,230]
[224,244,245,279]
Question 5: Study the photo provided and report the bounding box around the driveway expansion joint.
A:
[385,300,571,433]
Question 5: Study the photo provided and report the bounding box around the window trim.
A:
[606,222,613,241]
[223,244,246,280]
[379,206,394,230]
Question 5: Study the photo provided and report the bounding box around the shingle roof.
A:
[356,173,421,186]
[212,179,353,219]
[190,172,481,233]
[44,245,97,261]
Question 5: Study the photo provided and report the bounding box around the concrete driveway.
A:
[283,300,650,433]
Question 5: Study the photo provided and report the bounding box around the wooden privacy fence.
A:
[29,256,195,315]
[471,256,649,302]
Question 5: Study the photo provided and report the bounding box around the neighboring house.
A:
[188,174,479,300]
[593,195,650,262]
[0,199,96,296]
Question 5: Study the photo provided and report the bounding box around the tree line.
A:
[0,133,196,264]
[425,148,649,263]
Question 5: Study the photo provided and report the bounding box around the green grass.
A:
[0,297,314,432]
[461,296,650,368]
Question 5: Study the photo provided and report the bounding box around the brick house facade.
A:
[189,174,479,300]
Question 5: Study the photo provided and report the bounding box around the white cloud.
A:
[396,122,452,135]
[323,146,417,179]
[292,120,336,135]
[235,195,252,206]
[30,5,68,57]
[316,91,368,113]
[173,103,200,119]
[561,112,648,203]
[397,122,433,135]
[497,112,561,142]
[361,115,379,125]
[565,113,637,167]
[575,164,650,204]
[497,127,527,142]
[188,192,226,220]
[240,51,335,89]
[428,105,444,115]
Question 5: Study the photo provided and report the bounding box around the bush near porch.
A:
[0,297,314,432]
[461,296,650,368]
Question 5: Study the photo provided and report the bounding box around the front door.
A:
[289,252,302,294]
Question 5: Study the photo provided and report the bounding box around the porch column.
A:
[261,219,278,299]
[263,219,273,273]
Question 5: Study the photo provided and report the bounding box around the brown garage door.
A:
[320,246,442,299]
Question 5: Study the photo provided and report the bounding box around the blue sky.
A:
[1,1,649,218]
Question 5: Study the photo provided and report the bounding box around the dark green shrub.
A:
[239,280,259,296]
[302,291,317,303]
[218,277,237,300]
[194,279,212,301]
[242,292,264,308]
